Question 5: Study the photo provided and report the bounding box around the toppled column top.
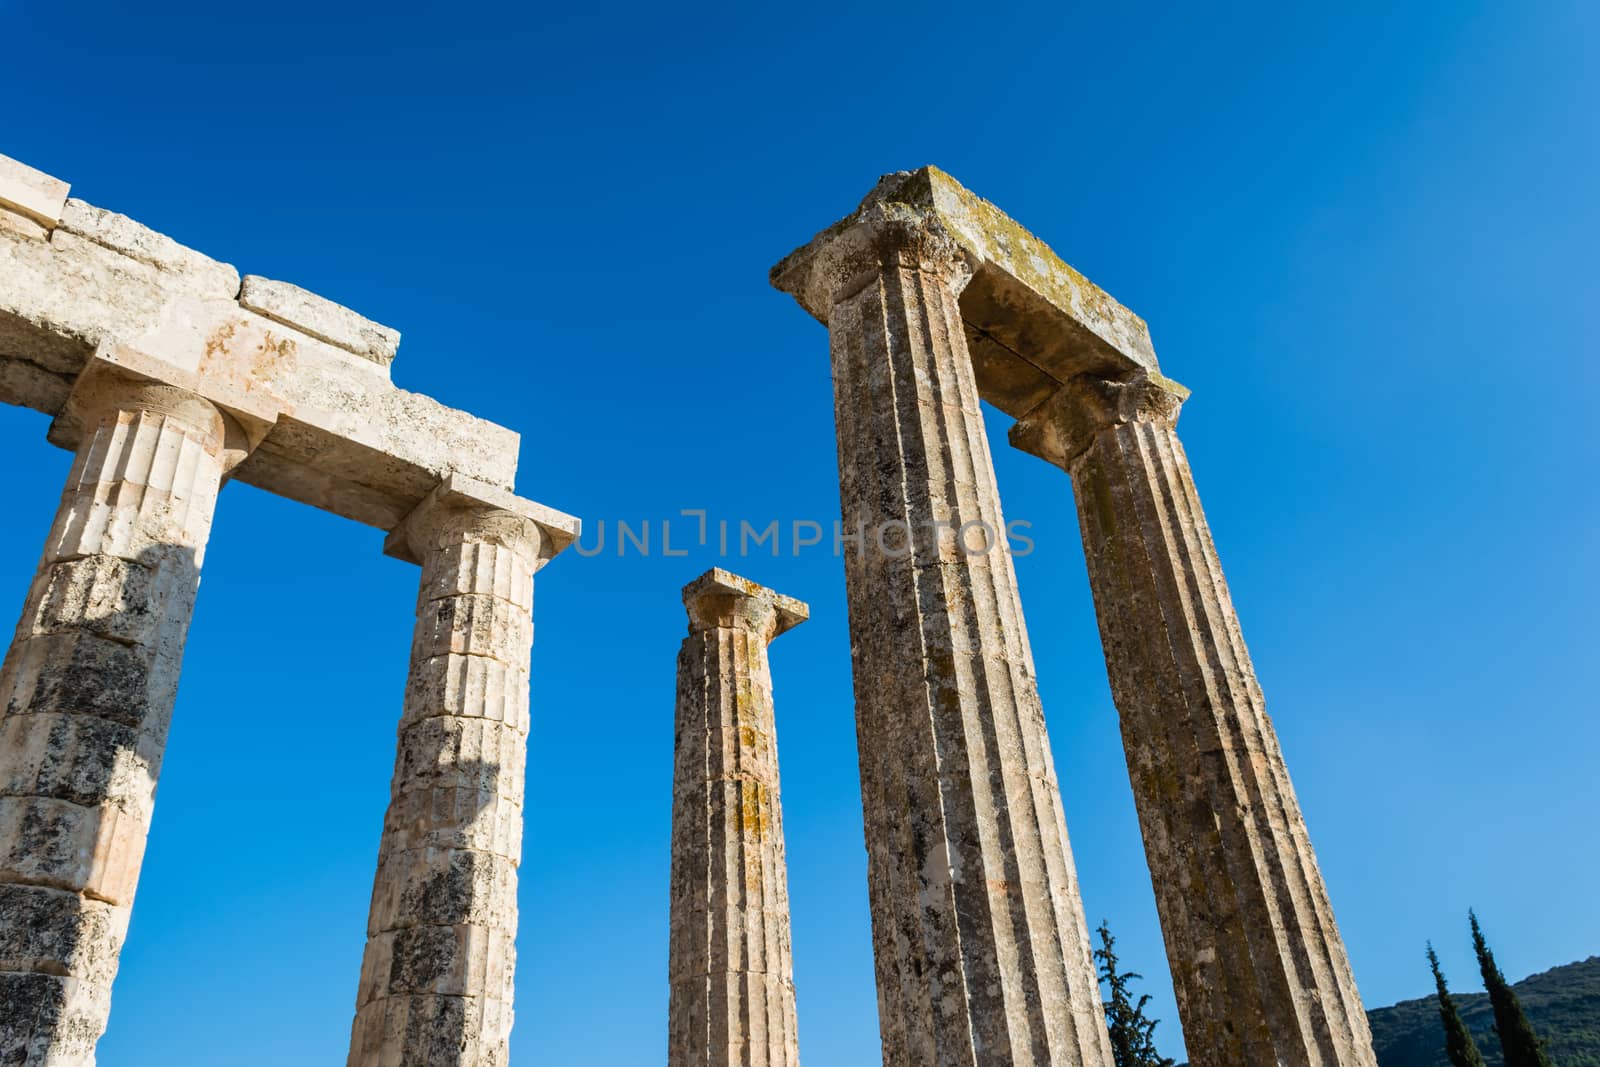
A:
[770,166,1164,418]
[682,568,809,637]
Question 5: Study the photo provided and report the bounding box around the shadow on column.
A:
[0,541,201,1064]
[352,748,519,1065]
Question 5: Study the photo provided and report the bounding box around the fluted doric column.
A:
[669,569,808,1067]
[349,475,575,1067]
[1011,373,1377,1067]
[0,372,246,1065]
[789,215,1113,1067]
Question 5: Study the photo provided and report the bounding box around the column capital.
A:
[384,472,580,569]
[48,340,281,471]
[682,568,808,640]
[770,179,977,321]
[1009,371,1190,471]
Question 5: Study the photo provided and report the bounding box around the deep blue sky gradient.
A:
[2,2,1596,1063]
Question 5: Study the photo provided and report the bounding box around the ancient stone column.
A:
[0,374,241,1065]
[1011,373,1377,1067]
[348,475,574,1067]
[776,217,1114,1067]
[668,569,808,1067]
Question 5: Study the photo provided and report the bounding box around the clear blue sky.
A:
[3,2,1596,1063]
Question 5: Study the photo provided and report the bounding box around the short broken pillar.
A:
[0,361,263,1065]
[347,475,578,1067]
[668,569,807,1067]
[770,204,1114,1066]
[1011,372,1378,1066]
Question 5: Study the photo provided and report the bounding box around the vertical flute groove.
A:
[0,391,227,1067]
[828,249,1113,1067]
[1049,401,1376,1067]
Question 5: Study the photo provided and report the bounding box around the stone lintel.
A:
[0,152,530,533]
[681,567,809,636]
[239,275,400,368]
[770,166,1161,418]
[0,153,69,230]
[383,472,581,568]
[49,340,280,453]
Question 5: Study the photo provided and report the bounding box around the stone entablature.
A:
[0,152,519,532]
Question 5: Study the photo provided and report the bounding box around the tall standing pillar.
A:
[668,569,807,1067]
[0,370,246,1064]
[348,474,576,1067]
[1011,373,1377,1067]
[774,214,1114,1067]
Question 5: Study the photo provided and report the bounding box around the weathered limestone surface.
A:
[773,205,1114,1067]
[775,166,1374,1067]
[0,152,519,531]
[238,275,400,367]
[669,569,807,1067]
[349,476,577,1067]
[1011,375,1377,1067]
[0,373,239,1065]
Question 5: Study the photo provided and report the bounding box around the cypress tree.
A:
[1428,942,1488,1067]
[1470,910,1552,1067]
[1094,921,1176,1067]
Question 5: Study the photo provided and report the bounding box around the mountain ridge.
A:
[1367,954,1600,1066]
[1172,955,1599,1066]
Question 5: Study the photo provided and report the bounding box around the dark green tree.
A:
[1428,942,1488,1067]
[1094,921,1176,1067]
[1470,910,1553,1067]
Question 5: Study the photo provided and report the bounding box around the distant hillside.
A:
[1369,955,1600,1066]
